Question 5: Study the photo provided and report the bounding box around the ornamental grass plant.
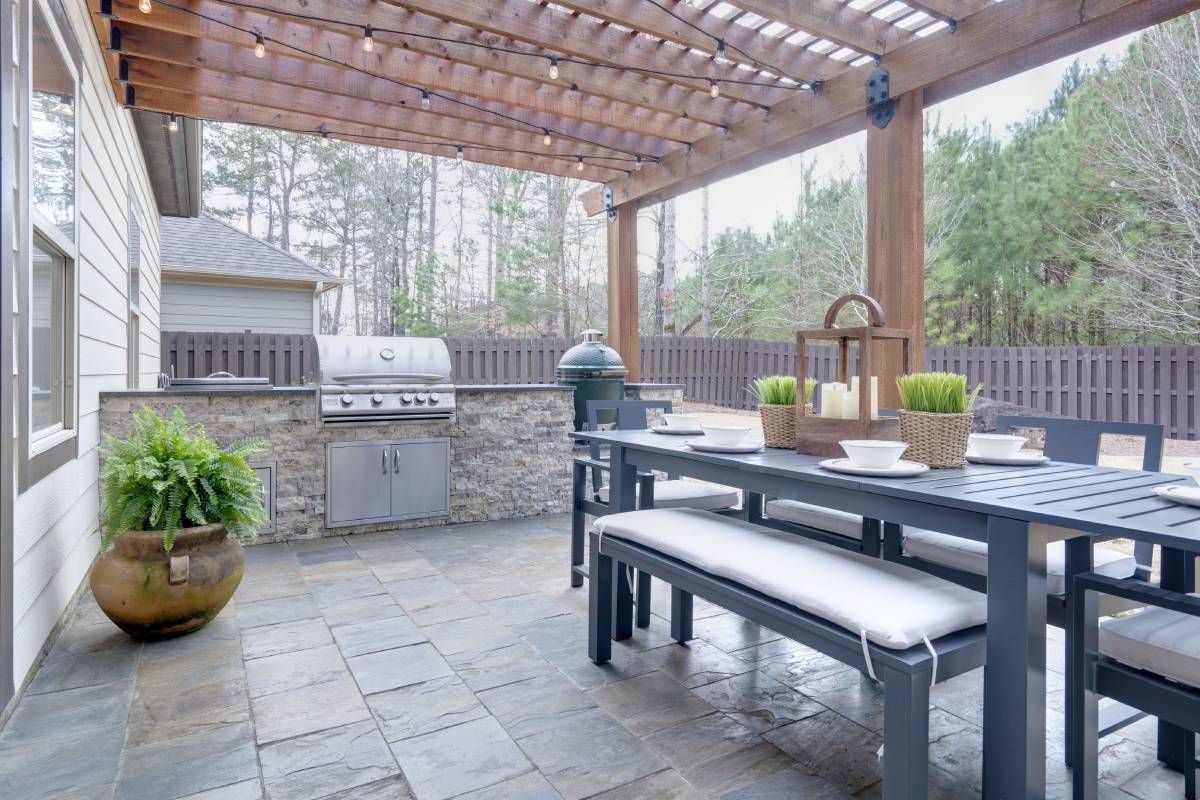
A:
[896,372,983,415]
[748,375,817,406]
[100,406,268,552]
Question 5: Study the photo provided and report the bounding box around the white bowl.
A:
[701,425,751,447]
[968,433,1027,459]
[839,440,908,470]
[1183,462,1200,486]
[662,413,700,430]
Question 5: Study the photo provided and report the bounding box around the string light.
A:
[254,32,266,58]
[362,24,374,52]
[547,56,559,81]
[634,155,642,171]
[715,39,725,60]
[138,0,151,13]
[576,156,584,172]
[420,89,430,110]
[167,112,178,132]
[542,129,552,147]
[456,144,464,160]
[708,79,720,99]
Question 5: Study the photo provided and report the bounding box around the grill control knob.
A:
[401,393,414,405]
[339,393,354,407]
[370,392,384,406]
[427,393,440,405]
[415,392,429,404]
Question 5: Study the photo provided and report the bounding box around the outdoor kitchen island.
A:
[98,383,576,543]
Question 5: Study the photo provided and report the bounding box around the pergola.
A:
[88,0,1197,398]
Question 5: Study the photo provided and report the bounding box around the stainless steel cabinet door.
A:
[326,442,392,525]
[390,439,450,519]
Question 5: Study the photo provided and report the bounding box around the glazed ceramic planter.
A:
[89,524,244,640]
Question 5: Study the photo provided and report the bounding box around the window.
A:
[20,0,79,487]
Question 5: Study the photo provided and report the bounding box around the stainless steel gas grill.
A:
[314,335,456,423]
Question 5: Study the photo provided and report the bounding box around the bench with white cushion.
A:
[597,480,739,511]
[761,498,875,551]
[1070,573,1200,799]
[589,508,988,800]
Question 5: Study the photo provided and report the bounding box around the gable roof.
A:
[160,215,340,286]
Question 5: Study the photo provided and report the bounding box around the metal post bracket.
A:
[866,66,894,129]
[604,186,616,223]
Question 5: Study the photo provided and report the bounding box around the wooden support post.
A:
[866,90,924,408]
[607,203,640,381]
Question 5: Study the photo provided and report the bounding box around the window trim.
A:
[19,0,81,491]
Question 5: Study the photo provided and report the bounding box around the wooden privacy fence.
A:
[161,332,1200,439]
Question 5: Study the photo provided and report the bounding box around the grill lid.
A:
[315,335,452,386]
[556,329,626,378]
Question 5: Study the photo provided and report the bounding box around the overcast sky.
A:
[651,33,1136,277]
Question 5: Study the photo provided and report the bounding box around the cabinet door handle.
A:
[393,448,401,472]
[381,449,389,473]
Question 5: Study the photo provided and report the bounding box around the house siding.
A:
[7,0,161,688]
[161,280,315,335]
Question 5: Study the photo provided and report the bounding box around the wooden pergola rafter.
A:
[88,0,1199,393]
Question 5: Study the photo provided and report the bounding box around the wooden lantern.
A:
[795,294,912,457]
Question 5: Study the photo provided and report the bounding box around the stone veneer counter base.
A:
[99,386,578,543]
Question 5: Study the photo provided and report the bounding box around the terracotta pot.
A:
[89,524,244,640]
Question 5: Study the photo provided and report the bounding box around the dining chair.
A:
[1070,570,1200,798]
[569,400,740,617]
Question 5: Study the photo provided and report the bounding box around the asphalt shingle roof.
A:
[160,215,338,285]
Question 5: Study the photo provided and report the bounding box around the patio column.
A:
[607,202,640,381]
[866,89,925,408]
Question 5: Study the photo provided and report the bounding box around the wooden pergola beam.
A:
[376,0,796,107]
[582,0,1200,214]
[130,84,624,180]
[121,58,628,180]
[905,1,992,22]
[114,23,647,164]
[732,0,913,56]
[105,0,704,151]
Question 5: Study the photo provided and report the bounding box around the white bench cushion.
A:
[902,530,1136,596]
[597,480,738,511]
[593,508,986,650]
[1101,597,1200,688]
[764,499,864,540]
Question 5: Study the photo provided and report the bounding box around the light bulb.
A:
[548,56,559,80]
[709,80,720,99]
[138,0,151,13]
[420,90,430,110]
[456,145,464,161]
[542,130,552,147]
[634,155,642,171]
[254,34,266,58]
[715,39,725,60]
[575,157,584,172]
[167,113,178,132]
[363,25,373,52]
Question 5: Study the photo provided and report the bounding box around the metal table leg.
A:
[1158,547,1196,773]
[608,445,637,640]
[984,516,1048,799]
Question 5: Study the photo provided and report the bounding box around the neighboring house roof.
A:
[160,214,342,287]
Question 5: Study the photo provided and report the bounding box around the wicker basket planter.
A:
[760,404,797,448]
[898,410,973,467]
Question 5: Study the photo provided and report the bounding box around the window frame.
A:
[18,0,80,490]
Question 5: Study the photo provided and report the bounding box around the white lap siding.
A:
[8,0,161,687]
[161,280,315,335]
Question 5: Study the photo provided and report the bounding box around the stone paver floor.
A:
[0,514,1187,799]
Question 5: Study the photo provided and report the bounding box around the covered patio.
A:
[1,1,1196,799]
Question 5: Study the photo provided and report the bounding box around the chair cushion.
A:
[902,530,1136,595]
[1101,597,1200,688]
[597,480,739,511]
[593,508,986,649]
[764,499,865,540]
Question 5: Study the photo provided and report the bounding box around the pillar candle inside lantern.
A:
[820,383,845,419]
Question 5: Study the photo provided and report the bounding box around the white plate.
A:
[1153,484,1200,508]
[965,451,1050,466]
[819,458,930,477]
[651,425,704,436]
[685,440,764,454]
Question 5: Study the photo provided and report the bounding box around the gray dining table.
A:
[572,427,1200,799]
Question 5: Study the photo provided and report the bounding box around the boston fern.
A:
[100,407,268,552]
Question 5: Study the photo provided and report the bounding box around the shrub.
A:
[100,406,267,552]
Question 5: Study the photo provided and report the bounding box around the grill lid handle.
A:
[330,372,446,383]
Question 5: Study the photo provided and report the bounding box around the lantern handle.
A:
[822,294,887,329]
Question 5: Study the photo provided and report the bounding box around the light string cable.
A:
[124,0,661,166]
[207,0,818,91]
